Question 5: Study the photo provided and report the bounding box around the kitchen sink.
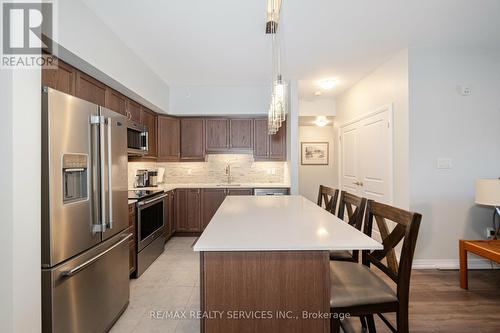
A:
[216,183,242,187]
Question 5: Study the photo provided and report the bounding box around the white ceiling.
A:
[82,0,500,99]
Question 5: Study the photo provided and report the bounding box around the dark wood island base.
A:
[200,251,331,333]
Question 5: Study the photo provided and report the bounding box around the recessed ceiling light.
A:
[313,116,329,127]
[314,91,322,96]
[317,78,338,90]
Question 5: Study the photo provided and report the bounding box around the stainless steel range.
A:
[41,88,131,333]
[128,190,167,277]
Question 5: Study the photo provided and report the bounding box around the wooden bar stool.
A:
[330,200,422,333]
[317,185,339,215]
[330,191,367,262]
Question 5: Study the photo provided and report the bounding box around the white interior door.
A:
[340,106,393,204]
[340,123,361,196]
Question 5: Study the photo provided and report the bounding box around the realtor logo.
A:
[1,1,56,68]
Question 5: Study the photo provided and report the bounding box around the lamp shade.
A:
[475,179,500,206]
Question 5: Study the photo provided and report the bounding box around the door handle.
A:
[91,114,107,233]
[61,233,131,277]
[106,117,113,230]
[352,181,364,186]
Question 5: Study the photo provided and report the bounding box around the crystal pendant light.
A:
[266,0,287,135]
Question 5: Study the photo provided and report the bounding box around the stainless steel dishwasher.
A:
[254,188,290,196]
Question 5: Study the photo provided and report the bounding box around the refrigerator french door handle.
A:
[90,114,107,233]
[106,117,113,229]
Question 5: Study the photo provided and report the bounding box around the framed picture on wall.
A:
[301,142,329,165]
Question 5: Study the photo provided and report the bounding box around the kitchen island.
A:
[193,195,382,333]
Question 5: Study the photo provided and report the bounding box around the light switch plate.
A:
[436,158,453,169]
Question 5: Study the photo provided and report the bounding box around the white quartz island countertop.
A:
[193,195,383,252]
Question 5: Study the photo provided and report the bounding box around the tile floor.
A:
[110,237,200,333]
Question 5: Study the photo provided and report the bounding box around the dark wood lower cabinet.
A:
[200,251,330,332]
[128,203,137,275]
[201,189,227,229]
[163,193,172,240]
[176,189,202,232]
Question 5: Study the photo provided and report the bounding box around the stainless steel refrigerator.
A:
[41,87,130,333]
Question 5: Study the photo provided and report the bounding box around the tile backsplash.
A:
[128,154,288,188]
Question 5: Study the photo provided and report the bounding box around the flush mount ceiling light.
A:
[317,78,338,90]
[266,0,287,135]
[314,91,322,96]
[314,116,329,127]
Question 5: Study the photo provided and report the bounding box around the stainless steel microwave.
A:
[127,121,148,155]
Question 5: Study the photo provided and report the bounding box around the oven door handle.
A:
[139,193,168,206]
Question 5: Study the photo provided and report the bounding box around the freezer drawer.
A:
[42,232,131,333]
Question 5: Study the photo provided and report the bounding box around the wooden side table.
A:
[459,239,500,289]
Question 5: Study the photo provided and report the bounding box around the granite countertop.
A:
[193,195,383,252]
[129,183,291,192]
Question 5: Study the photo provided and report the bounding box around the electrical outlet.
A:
[486,227,496,238]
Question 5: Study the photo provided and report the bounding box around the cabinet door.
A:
[186,189,201,231]
[41,55,76,95]
[201,189,226,230]
[180,118,205,161]
[105,88,127,116]
[75,71,106,106]
[230,119,253,150]
[254,118,269,159]
[169,190,176,234]
[205,119,229,152]
[269,120,286,160]
[126,99,142,123]
[227,188,253,196]
[163,195,172,241]
[158,116,180,161]
[176,189,188,231]
[141,109,157,157]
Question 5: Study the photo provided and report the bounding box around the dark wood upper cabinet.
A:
[205,119,229,152]
[201,189,226,230]
[227,188,253,196]
[180,118,205,161]
[269,120,286,159]
[176,188,201,232]
[126,99,142,123]
[158,116,180,162]
[141,108,157,158]
[230,118,253,150]
[254,118,270,159]
[75,71,106,106]
[254,118,286,161]
[42,56,76,95]
[104,88,127,116]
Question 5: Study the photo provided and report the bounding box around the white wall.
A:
[54,0,170,113]
[288,81,300,194]
[299,125,336,202]
[170,84,269,115]
[298,98,336,116]
[0,69,41,332]
[409,47,500,266]
[334,49,410,210]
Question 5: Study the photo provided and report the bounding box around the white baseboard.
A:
[412,258,500,270]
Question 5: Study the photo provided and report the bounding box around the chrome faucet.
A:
[225,164,231,184]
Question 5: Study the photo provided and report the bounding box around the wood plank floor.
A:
[344,269,500,333]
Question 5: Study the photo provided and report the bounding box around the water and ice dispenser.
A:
[62,154,88,203]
